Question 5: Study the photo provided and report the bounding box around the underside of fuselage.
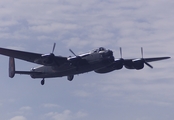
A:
[30,59,113,79]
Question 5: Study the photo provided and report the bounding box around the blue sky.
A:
[0,0,173,120]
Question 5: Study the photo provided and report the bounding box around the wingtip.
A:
[166,57,171,59]
[161,57,171,60]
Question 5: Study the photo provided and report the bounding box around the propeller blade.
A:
[140,47,153,68]
[120,47,122,58]
[144,61,153,69]
[52,43,56,53]
[141,47,143,58]
[69,49,77,56]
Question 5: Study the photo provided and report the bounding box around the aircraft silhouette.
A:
[0,43,170,85]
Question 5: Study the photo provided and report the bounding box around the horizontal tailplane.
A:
[15,71,43,75]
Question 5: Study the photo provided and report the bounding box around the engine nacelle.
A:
[95,60,123,73]
[34,54,55,65]
[42,53,57,65]
[124,59,144,70]
[132,59,144,70]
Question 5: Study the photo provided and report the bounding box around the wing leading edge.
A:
[144,57,171,62]
[124,57,170,62]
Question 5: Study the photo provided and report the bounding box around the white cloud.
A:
[46,110,72,120]
[46,110,87,120]
[19,106,32,111]
[43,103,60,108]
[73,90,91,97]
[75,111,88,119]
[13,106,32,116]
[10,116,27,120]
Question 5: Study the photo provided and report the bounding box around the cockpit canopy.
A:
[91,47,107,53]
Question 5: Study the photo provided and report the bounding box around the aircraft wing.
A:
[142,57,171,62]
[122,57,170,69]
[124,57,170,62]
[0,47,68,65]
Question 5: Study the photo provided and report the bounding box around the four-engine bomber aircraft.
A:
[0,43,170,85]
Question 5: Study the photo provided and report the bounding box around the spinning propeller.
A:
[118,47,153,69]
[118,47,124,64]
[42,43,56,56]
[115,47,124,69]
[69,49,82,61]
[68,49,83,69]
[140,47,153,69]
[69,49,78,57]
[119,47,123,60]
[41,43,56,65]
[51,43,56,55]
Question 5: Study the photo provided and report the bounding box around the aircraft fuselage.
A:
[30,48,114,79]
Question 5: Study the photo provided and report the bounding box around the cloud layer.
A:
[0,0,173,120]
